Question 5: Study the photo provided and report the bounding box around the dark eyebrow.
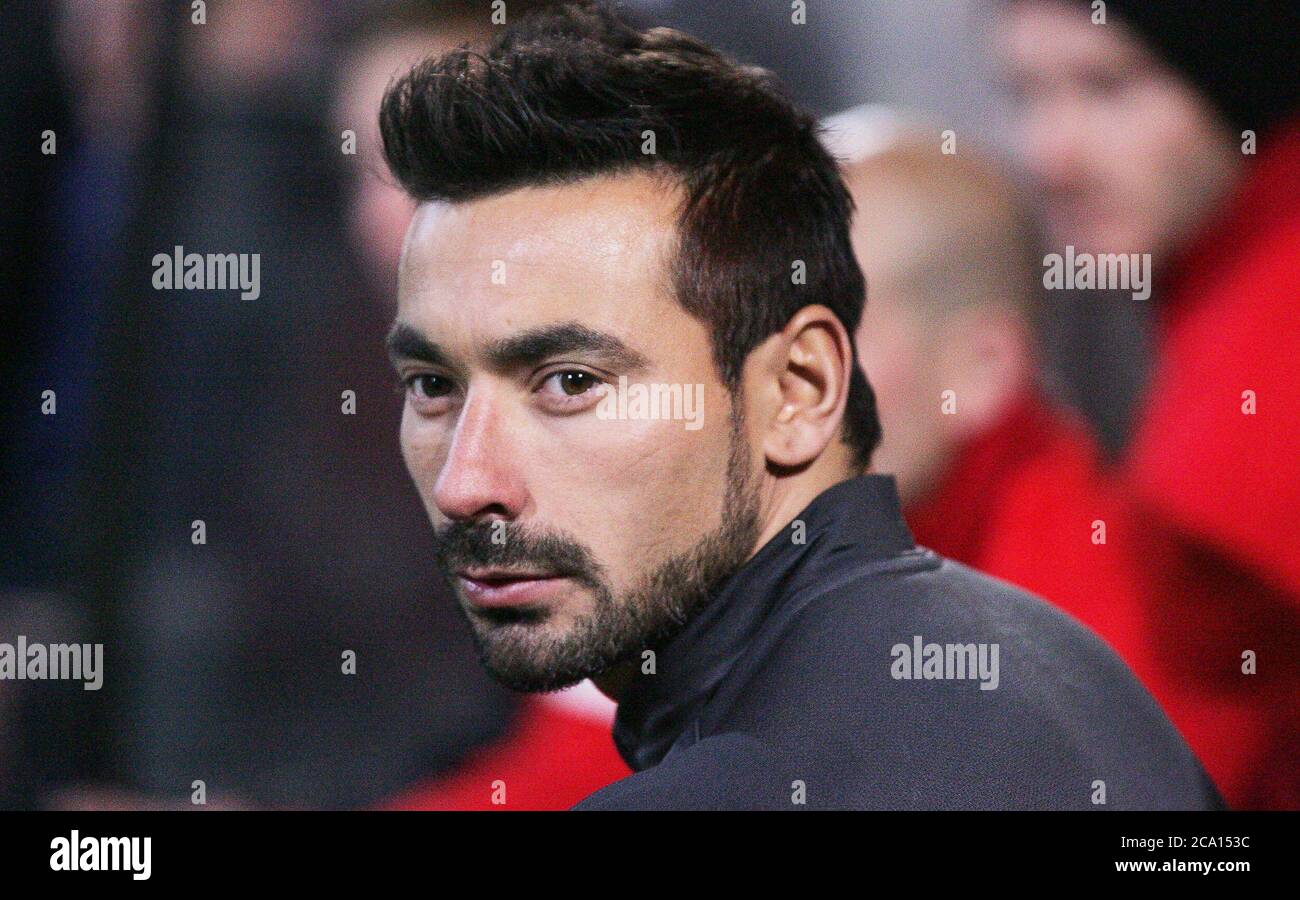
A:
[483,323,649,372]
[386,322,459,371]
[387,320,650,375]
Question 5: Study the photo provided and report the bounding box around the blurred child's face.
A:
[999,0,1240,267]
[335,32,473,289]
[853,281,953,506]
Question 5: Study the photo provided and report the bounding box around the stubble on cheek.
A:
[593,406,735,553]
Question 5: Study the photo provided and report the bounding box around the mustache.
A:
[433,520,605,587]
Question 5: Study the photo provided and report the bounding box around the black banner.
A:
[2,810,1290,886]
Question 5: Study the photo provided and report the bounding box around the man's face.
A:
[390,173,761,691]
[999,1,1239,263]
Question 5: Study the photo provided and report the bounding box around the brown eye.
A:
[408,374,452,399]
[537,369,606,406]
[558,371,597,395]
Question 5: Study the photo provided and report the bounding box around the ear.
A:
[747,305,854,470]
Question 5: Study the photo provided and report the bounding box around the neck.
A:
[591,661,637,703]
[753,445,861,550]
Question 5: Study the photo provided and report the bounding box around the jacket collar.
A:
[610,474,914,771]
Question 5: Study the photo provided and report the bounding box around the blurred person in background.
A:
[824,109,1149,671]
[0,593,95,809]
[1000,0,1300,808]
[0,0,89,807]
[334,3,480,293]
[334,0,629,810]
[0,0,159,807]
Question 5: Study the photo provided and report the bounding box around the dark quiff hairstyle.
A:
[379,0,881,468]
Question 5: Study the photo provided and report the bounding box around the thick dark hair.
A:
[379,0,880,468]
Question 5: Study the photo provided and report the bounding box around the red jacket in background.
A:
[905,393,1153,676]
[381,693,631,811]
[1119,115,1300,810]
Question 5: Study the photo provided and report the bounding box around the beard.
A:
[432,413,762,692]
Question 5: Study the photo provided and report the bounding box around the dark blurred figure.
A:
[0,1,73,587]
[0,594,95,808]
[1000,0,1300,809]
[0,0,136,803]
